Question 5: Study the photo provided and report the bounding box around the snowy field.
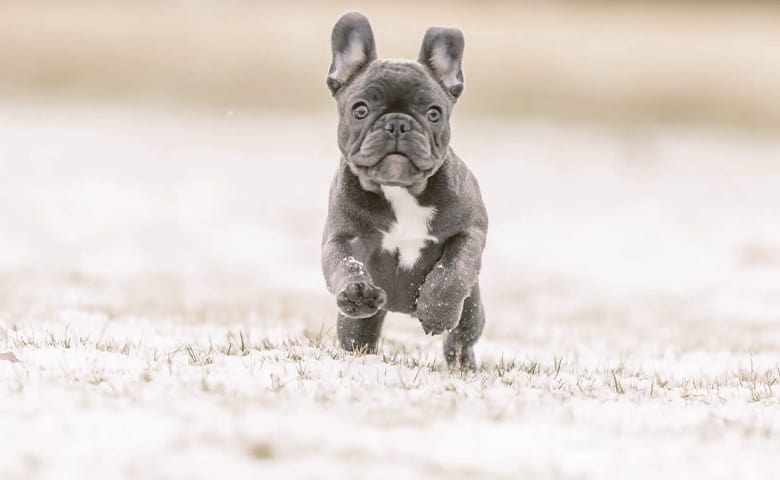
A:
[1,105,780,479]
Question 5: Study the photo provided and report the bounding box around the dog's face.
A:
[326,12,465,193]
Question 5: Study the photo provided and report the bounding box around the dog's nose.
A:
[384,117,411,137]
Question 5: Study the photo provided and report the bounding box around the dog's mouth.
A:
[361,153,429,187]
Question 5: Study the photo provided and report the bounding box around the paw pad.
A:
[337,281,387,319]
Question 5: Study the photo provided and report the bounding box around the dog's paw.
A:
[336,281,387,318]
[415,296,462,336]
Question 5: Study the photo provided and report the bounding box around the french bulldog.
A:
[321,12,488,369]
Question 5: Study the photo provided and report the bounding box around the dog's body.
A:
[321,12,488,368]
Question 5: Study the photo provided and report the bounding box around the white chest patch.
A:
[380,186,438,269]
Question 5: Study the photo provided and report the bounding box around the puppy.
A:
[321,12,488,369]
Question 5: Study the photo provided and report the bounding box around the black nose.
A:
[384,117,411,137]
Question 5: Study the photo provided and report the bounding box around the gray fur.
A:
[321,12,488,369]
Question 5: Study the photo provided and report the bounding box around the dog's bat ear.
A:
[327,12,377,96]
[418,26,465,100]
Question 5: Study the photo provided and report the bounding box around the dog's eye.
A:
[426,106,442,123]
[352,102,369,120]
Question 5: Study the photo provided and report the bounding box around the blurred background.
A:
[2,0,780,127]
[1,0,780,347]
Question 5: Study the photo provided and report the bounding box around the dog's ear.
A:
[418,26,465,99]
[327,12,377,96]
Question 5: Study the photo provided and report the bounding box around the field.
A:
[2,105,780,479]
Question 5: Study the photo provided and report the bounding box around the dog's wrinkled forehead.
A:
[338,60,451,109]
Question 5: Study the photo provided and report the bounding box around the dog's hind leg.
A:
[337,309,387,354]
[443,283,485,370]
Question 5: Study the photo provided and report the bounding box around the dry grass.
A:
[1,0,780,128]
[3,311,780,479]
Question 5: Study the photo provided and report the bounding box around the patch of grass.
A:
[184,342,213,367]
[611,370,625,395]
[239,330,249,356]
[525,361,540,376]
[247,442,275,460]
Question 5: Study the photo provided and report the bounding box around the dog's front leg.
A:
[416,227,486,335]
[322,234,387,319]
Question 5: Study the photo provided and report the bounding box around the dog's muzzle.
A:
[366,153,426,186]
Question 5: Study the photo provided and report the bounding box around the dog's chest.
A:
[379,186,438,269]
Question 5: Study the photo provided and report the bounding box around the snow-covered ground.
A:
[1,105,779,479]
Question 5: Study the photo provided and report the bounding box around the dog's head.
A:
[327,12,465,193]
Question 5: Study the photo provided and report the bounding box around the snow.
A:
[1,105,780,479]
